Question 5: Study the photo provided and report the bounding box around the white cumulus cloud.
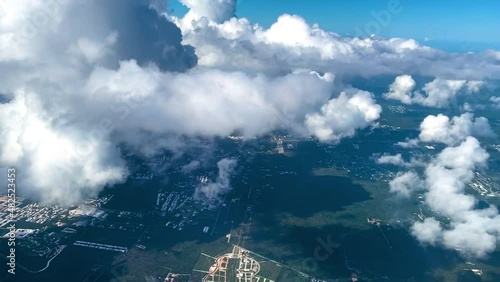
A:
[0,0,384,205]
[389,171,424,198]
[419,113,495,145]
[376,153,406,166]
[194,158,237,205]
[384,75,485,108]
[391,135,500,258]
[305,88,382,142]
[173,8,500,80]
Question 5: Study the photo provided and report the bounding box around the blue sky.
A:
[170,0,500,52]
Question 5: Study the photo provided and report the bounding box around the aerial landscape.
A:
[0,1,500,281]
